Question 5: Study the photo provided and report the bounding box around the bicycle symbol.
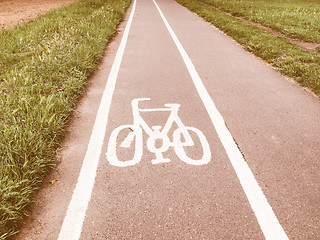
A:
[106,98,211,167]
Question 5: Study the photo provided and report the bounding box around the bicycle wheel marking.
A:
[106,98,211,167]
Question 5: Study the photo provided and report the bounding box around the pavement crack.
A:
[224,122,248,162]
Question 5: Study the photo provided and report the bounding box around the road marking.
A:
[57,0,137,239]
[106,98,211,166]
[152,0,289,239]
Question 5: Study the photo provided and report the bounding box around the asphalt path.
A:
[17,0,320,239]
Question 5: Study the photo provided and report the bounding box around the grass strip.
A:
[0,0,131,238]
[176,0,320,97]
[198,0,320,43]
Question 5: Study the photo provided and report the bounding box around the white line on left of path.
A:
[57,0,137,239]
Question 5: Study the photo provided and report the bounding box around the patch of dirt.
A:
[0,0,76,30]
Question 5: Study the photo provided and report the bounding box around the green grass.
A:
[0,0,131,238]
[198,0,320,43]
[176,0,320,97]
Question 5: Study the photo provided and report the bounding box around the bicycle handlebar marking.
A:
[106,98,211,167]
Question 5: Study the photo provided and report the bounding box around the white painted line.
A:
[57,1,137,239]
[152,0,289,239]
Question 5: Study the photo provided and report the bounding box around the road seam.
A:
[152,0,289,239]
[57,0,137,239]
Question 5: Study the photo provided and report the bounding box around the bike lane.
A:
[16,0,320,239]
[67,0,273,238]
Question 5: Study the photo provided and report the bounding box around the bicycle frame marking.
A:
[106,98,211,167]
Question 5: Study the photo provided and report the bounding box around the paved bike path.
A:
[17,0,320,239]
[79,0,264,238]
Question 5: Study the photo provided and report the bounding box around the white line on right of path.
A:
[152,0,289,239]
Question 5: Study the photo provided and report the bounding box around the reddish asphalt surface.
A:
[17,0,320,239]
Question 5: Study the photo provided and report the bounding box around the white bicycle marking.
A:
[106,98,211,167]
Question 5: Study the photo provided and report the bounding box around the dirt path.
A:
[0,0,76,29]
[16,0,320,239]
